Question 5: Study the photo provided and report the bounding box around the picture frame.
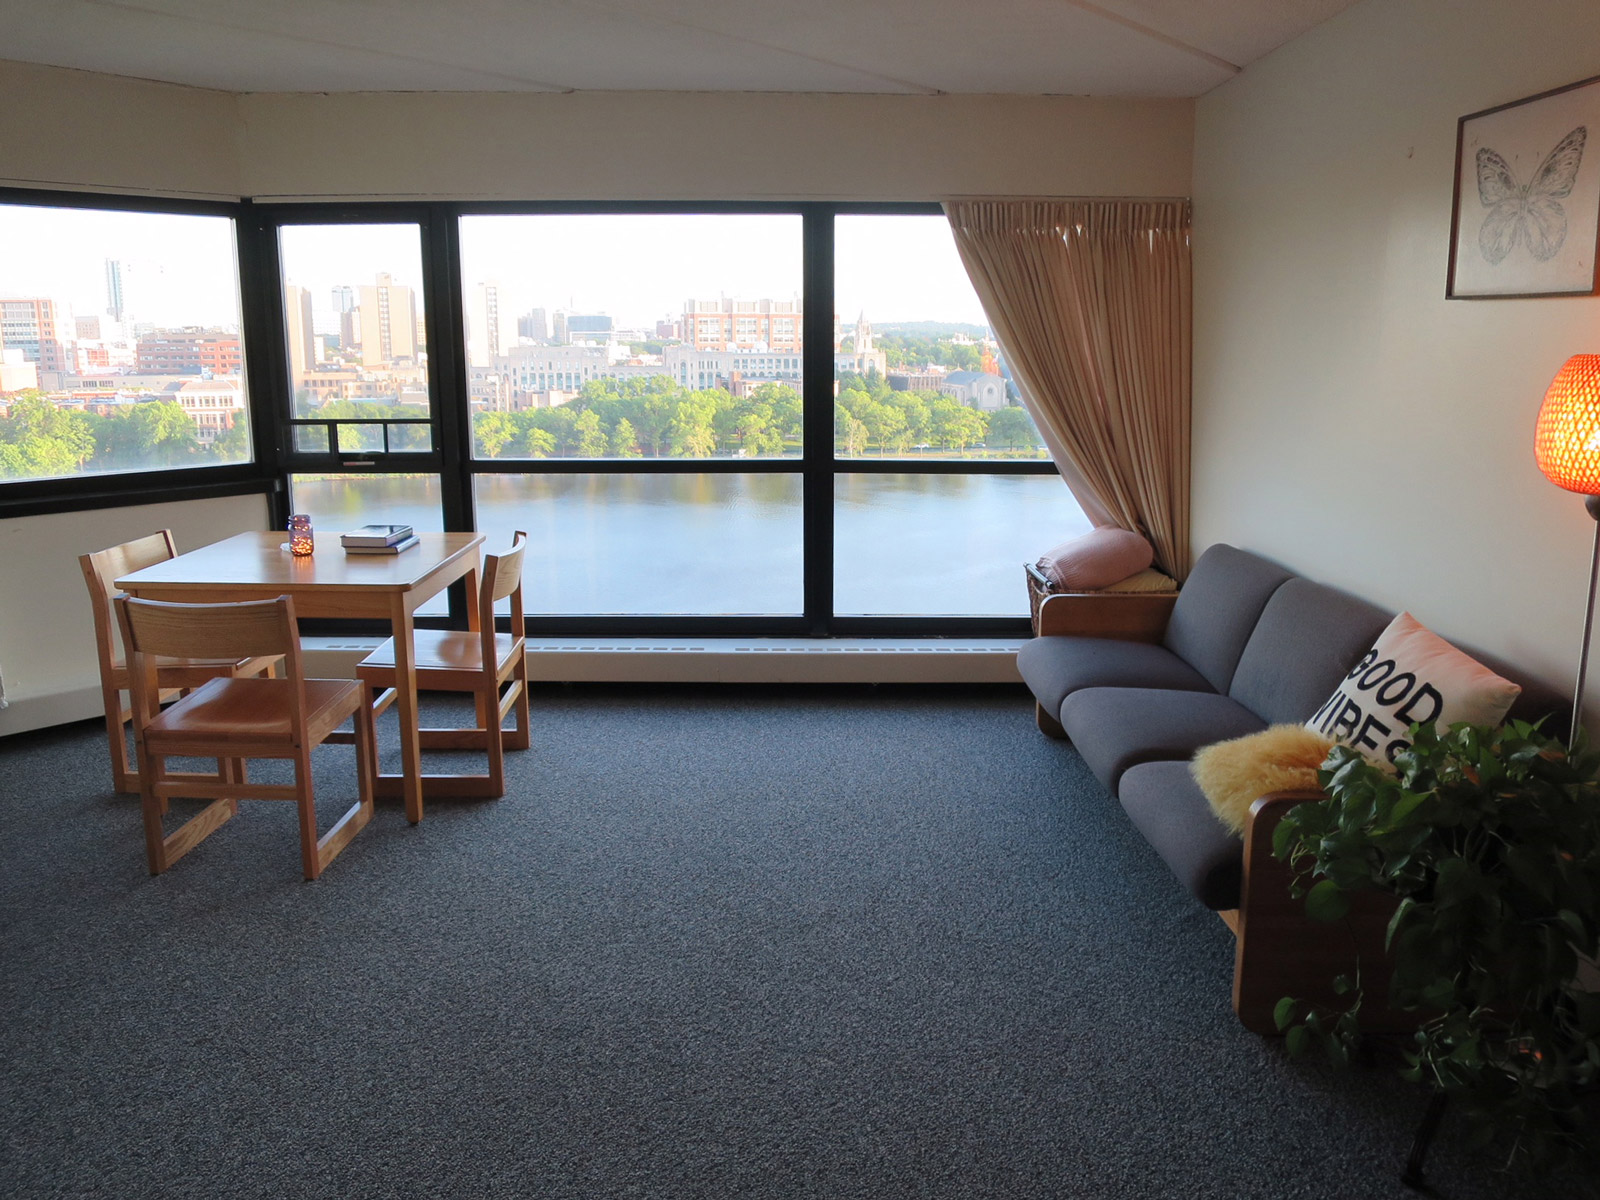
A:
[1447,74,1600,299]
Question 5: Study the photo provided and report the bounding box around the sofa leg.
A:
[1035,702,1067,740]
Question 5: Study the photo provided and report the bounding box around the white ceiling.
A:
[2,0,1361,96]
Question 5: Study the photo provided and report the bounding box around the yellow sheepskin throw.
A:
[1190,725,1336,835]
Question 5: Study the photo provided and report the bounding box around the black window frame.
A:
[0,188,279,517]
[4,189,1060,637]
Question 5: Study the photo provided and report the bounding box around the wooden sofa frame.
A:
[1035,591,1404,1035]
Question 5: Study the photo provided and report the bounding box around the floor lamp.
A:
[1533,353,1600,745]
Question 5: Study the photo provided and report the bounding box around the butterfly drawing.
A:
[1476,125,1587,264]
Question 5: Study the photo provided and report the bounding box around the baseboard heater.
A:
[303,638,1026,685]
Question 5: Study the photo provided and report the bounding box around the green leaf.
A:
[1305,878,1351,923]
[1557,908,1588,944]
[1386,792,1426,828]
[1385,897,1416,951]
[1274,997,1299,1032]
[1285,1026,1312,1059]
[1332,974,1353,996]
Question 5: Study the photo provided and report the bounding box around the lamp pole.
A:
[1572,494,1600,745]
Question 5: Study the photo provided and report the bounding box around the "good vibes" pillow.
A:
[1305,612,1521,765]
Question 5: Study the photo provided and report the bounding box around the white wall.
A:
[235,91,1193,201]
[1192,0,1600,717]
[0,494,270,735]
[0,61,241,199]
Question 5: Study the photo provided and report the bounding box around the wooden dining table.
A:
[116,530,486,824]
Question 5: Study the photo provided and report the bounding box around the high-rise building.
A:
[681,297,802,352]
[331,285,355,313]
[357,272,417,368]
[467,282,512,367]
[520,307,548,343]
[564,313,613,344]
[105,259,125,321]
[1,298,71,386]
[284,285,316,383]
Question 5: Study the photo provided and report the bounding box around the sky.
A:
[1,203,992,335]
[0,204,243,329]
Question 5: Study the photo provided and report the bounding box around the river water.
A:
[291,471,1089,618]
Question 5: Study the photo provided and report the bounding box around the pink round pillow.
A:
[1035,527,1154,591]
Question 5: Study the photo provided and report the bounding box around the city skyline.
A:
[2,206,991,344]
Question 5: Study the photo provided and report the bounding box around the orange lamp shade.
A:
[1535,355,1600,494]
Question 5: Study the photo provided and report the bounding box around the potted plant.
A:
[1271,719,1600,1180]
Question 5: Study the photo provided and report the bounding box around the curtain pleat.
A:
[943,199,1192,579]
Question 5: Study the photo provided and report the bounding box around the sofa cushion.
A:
[1061,686,1267,795]
[1119,760,1245,910]
[1227,578,1392,725]
[1036,526,1154,590]
[1306,612,1524,764]
[1162,545,1294,694]
[1017,636,1215,725]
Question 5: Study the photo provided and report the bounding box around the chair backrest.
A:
[79,530,179,668]
[116,595,306,730]
[478,530,529,639]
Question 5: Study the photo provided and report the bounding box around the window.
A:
[0,200,252,483]
[8,192,1085,636]
[276,223,432,456]
[458,211,808,623]
[832,213,1080,617]
[459,213,804,464]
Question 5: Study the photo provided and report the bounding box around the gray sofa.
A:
[1018,544,1566,1030]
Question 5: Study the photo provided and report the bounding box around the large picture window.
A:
[0,200,252,483]
[3,192,1087,635]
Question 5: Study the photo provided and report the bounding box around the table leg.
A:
[390,597,424,824]
[462,564,482,632]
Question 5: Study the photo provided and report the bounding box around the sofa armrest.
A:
[1232,789,1407,1034]
[1035,591,1178,640]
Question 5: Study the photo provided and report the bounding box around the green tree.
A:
[473,411,517,458]
[834,403,868,457]
[93,400,199,469]
[522,426,556,458]
[610,417,641,458]
[985,406,1041,453]
[750,382,803,446]
[208,418,253,463]
[574,408,609,457]
[885,392,930,446]
[528,406,579,455]
[928,397,986,452]
[858,400,906,454]
[0,393,95,476]
[667,393,717,457]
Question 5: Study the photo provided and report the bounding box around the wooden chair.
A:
[357,531,530,800]
[116,594,376,880]
[80,531,280,794]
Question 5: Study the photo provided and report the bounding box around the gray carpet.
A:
[0,684,1584,1198]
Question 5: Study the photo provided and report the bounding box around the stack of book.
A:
[340,524,419,555]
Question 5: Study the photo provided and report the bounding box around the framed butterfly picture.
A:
[1448,75,1600,298]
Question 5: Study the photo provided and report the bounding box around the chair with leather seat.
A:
[357,530,530,800]
[80,530,280,794]
[116,593,376,880]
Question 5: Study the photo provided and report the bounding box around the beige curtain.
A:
[944,199,1192,580]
